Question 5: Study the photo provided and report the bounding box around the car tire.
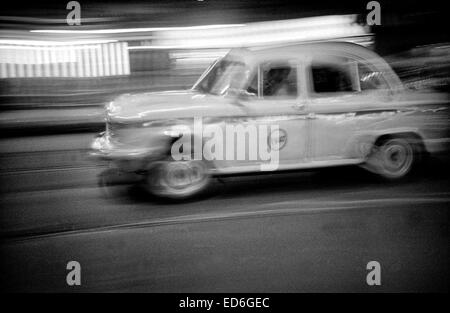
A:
[366,136,421,180]
[145,158,211,200]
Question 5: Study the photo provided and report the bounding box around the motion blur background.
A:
[1,0,449,135]
[0,0,449,292]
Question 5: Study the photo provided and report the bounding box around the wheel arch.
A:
[373,131,426,154]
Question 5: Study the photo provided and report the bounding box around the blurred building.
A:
[1,14,370,79]
[0,41,129,78]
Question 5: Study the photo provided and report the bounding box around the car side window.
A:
[262,63,297,99]
[358,62,389,90]
[311,58,357,93]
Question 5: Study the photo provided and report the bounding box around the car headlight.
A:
[164,124,191,138]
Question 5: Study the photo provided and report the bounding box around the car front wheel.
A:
[146,158,211,199]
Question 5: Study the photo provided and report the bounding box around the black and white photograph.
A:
[0,0,449,300]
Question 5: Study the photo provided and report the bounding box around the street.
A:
[0,134,448,292]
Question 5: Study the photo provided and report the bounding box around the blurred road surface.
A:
[0,134,448,292]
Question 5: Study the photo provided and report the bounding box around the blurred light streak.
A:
[0,15,116,24]
[0,39,118,46]
[30,24,246,34]
[154,15,369,49]
[170,49,229,69]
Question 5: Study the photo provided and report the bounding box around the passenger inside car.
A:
[263,66,297,98]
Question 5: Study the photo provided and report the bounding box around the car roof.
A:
[228,41,380,63]
[226,41,403,89]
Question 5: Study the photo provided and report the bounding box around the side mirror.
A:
[242,90,258,100]
[227,87,256,98]
[232,89,257,102]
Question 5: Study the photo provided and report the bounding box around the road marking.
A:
[3,196,449,244]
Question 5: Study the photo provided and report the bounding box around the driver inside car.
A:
[264,67,292,97]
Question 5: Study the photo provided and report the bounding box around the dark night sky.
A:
[0,0,444,21]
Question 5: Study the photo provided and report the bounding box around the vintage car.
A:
[91,42,449,199]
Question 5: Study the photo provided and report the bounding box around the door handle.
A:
[306,112,316,119]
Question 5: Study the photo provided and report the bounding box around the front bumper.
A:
[89,132,163,163]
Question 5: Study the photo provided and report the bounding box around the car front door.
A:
[231,59,310,171]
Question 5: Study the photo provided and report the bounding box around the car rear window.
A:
[311,59,356,93]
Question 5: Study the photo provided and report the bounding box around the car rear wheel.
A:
[366,137,419,180]
[146,159,211,199]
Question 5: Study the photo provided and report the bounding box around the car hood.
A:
[107,90,240,122]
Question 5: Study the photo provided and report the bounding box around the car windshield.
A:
[194,59,248,96]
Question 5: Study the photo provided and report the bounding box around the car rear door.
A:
[305,54,394,162]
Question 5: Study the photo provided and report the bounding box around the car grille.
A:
[105,121,144,145]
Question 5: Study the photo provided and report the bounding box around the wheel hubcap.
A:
[165,161,205,189]
[380,140,413,177]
